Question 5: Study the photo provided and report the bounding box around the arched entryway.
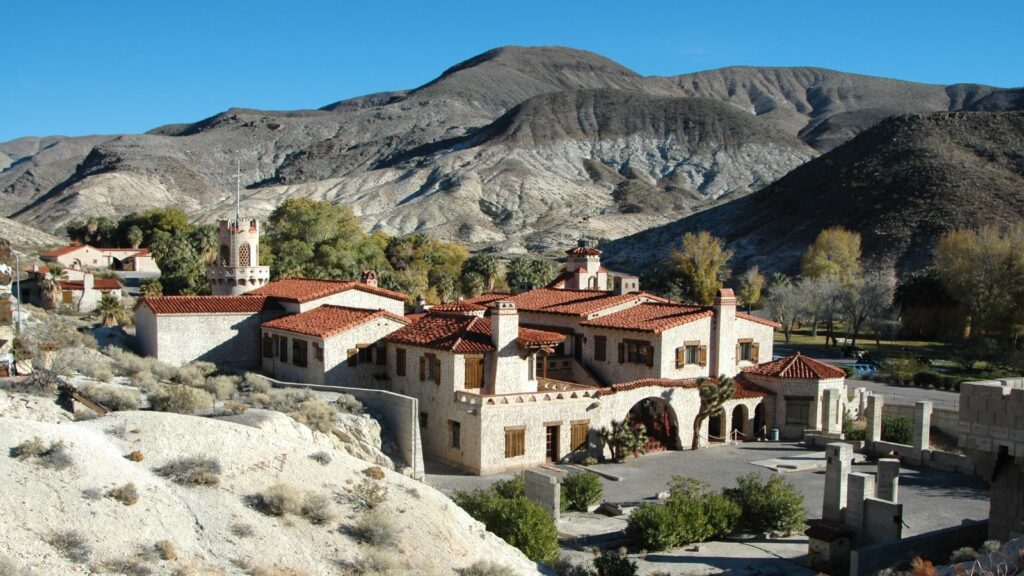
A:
[753,403,766,440]
[627,397,679,452]
[730,405,748,442]
[707,411,726,443]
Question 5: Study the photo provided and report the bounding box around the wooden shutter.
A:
[675,347,685,368]
[617,342,625,363]
[434,357,442,385]
[396,348,406,376]
[645,344,654,367]
[464,356,484,389]
[419,356,426,381]
[751,342,760,363]
[699,345,708,367]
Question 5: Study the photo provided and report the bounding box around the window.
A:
[279,336,288,363]
[375,344,387,366]
[420,353,440,384]
[262,334,274,358]
[594,336,607,362]
[571,421,589,452]
[358,345,373,364]
[737,339,759,363]
[449,420,461,449]
[419,412,428,428]
[504,427,526,458]
[239,242,251,267]
[347,349,358,367]
[292,339,308,367]
[315,343,323,362]
[675,342,704,368]
[464,356,484,389]
[619,340,653,366]
[396,348,407,376]
[786,397,812,426]
[219,245,230,265]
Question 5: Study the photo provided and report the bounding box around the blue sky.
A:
[2,0,1021,141]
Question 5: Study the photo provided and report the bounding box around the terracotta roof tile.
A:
[594,377,706,396]
[742,352,846,380]
[581,303,713,333]
[261,305,408,339]
[468,288,653,318]
[431,300,488,314]
[59,278,123,291]
[386,312,565,353]
[737,312,782,328]
[41,243,92,258]
[566,246,603,256]
[732,378,774,399]
[139,295,274,315]
[248,277,407,303]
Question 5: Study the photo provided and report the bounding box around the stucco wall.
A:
[743,373,845,440]
[151,312,263,370]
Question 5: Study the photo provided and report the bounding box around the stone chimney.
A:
[490,301,524,393]
[83,271,94,292]
[415,294,427,313]
[613,275,639,295]
[361,269,378,287]
[711,288,737,377]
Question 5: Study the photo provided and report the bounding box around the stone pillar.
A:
[876,458,900,502]
[845,472,875,538]
[864,499,903,544]
[866,394,883,445]
[913,400,932,451]
[824,442,853,523]
[524,469,561,521]
[824,388,842,435]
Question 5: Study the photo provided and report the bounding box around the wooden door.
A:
[545,425,560,463]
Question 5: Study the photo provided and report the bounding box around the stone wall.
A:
[149,312,264,370]
[883,403,960,438]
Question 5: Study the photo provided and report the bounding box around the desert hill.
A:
[602,111,1024,276]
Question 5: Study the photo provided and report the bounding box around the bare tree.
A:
[767,281,803,342]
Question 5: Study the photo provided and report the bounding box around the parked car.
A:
[852,363,878,378]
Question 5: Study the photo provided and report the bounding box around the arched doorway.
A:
[753,403,766,440]
[731,405,748,442]
[708,411,725,443]
[627,397,679,452]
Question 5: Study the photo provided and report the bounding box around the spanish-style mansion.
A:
[136,220,848,475]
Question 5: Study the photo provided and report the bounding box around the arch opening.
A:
[753,403,766,440]
[730,405,748,442]
[626,397,679,452]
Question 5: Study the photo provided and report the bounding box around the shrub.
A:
[81,383,141,411]
[350,478,388,510]
[290,399,337,433]
[592,549,637,576]
[127,450,145,462]
[552,556,597,576]
[843,415,866,441]
[882,416,913,445]
[243,372,272,393]
[309,451,332,465]
[362,466,385,480]
[155,456,222,486]
[725,473,805,534]
[300,492,334,525]
[108,482,140,506]
[155,539,177,561]
[627,477,741,551]
[46,529,92,562]
[98,559,152,576]
[344,546,400,576]
[492,474,525,499]
[11,436,47,458]
[149,384,214,414]
[350,507,397,546]
[203,375,239,400]
[253,483,303,516]
[335,393,363,414]
[241,562,309,576]
[11,437,72,470]
[561,472,603,512]
[454,482,559,563]
[626,503,678,551]
[459,560,518,576]
[231,523,255,538]
[949,546,978,563]
[223,401,248,415]
[913,371,941,388]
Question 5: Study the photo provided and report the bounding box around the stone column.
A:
[845,472,876,539]
[866,394,883,445]
[824,442,853,523]
[824,388,842,435]
[876,458,900,502]
[524,469,561,521]
[913,400,932,451]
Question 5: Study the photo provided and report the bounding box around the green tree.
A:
[506,257,556,291]
[453,477,559,563]
[460,254,503,296]
[691,376,735,450]
[671,231,732,305]
[95,293,126,327]
[126,226,144,249]
[725,473,805,534]
[140,278,163,297]
[150,230,208,295]
[801,226,862,283]
[599,419,647,462]
[736,266,765,312]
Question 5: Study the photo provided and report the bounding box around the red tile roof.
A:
[594,377,705,396]
[566,245,603,256]
[468,288,655,318]
[581,303,713,333]
[386,312,565,353]
[59,278,123,291]
[261,305,408,339]
[737,312,782,329]
[732,378,773,399]
[431,300,488,313]
[138,295,274,315]
[248,277,407,303]
[41,243,92,258]
[742,352,846,380]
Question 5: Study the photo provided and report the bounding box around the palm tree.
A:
[95,293,125,327]
[40,268,68,310]
[691,375,736,450]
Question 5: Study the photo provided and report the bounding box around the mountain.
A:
[602,111,1024,276]
[3,46,1022,253]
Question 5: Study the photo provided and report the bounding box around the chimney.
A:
[361,269,378,287]
[415,294,427,313]
[490,301,518,350]
[489,301,523,394]
[613,275,639,295]
[83,271,94,292]
[711,288,736,377]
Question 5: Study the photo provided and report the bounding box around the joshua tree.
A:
[599,419,648,462]
[691,375,736,450]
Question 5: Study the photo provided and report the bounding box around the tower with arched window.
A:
[207,217,271,295]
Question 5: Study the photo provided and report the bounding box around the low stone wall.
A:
[265,377,424,481]
[883,403,959,438]
[849,520,989,576]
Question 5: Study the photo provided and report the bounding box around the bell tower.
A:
[207,163,271,295]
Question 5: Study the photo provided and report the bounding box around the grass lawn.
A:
[775,328,948,362]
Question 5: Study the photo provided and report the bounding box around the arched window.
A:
[588,276,598,289]
[239,243,251,267]
[219,245,230,266]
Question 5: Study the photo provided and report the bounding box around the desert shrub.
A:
[108,482,140,506]
[335,393,362,414]
[173,362,215,388]
[242,372,271,394]
[263,388,314,411]
[253,483,303,516]
[560,472,603,512]
[10,437,73,470]
[344,546,400,576]
[627,477,740,550]
[0,555,35,576]
[626,503,678,551]
[913,371,941,388]
[46,529,92,562]
[290,399,337,433]
[949,546,979,563]
[843,415,866,441]
[362,466,385,480]
[74,409,99,421]
[81,383,141,411]
[980,539,1001,554]
[458,560,517,576]
[725,473,805,534]
[300,492,334,525]
[223,401,248,415]
[127,450,145,462]
[130,371,162,394]
[203,375,239,400]
[350,478,388,510]
[155,539,177,561]
[309,451,332,465]
[155,456,222,486]
[882,416,913,445]
[453,483,559,563]
[350,507,397,546]
[73,352,116,382]
[231,523,255,538]
[592,549,637,576]
[148,384,214,414]
[98,559,153,576]
[551,556,597,576]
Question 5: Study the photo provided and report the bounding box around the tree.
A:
[95,293,126,327]
[150,230,208,295]
[838,268,896,347]
[801,226,862,283]
[126,226,144,249]
[140,278,163,297]
[599,419,647,462]
[460,254,503,296]
[671,231,732,305]
[506,257,556,292]
[691,376,735,450]
[736,266,765,312]
[767,281,802,342]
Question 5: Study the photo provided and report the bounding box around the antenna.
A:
[235,159,241,227]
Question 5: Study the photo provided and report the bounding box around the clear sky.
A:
[2,0,1022,142]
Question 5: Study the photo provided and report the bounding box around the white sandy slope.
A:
[0,407,543,575]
